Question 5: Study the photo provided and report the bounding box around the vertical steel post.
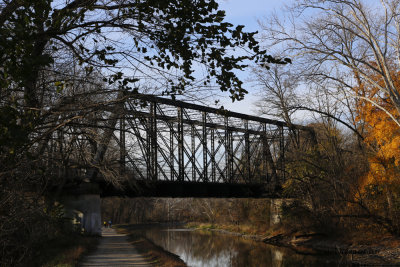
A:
[225,117,229,181]
[262,123,269,182]
[119,115,126,174]
[280,126,285,184]
[178,107,184,181]
[211,128,215,182]
[229,131,233,183]
[202,112,208,182]
[146,115,151,180]
[150,102,157,181]
[170,121,174,181]
[225,117,231,182]
[244,120,250,182]
[191,124,196,181]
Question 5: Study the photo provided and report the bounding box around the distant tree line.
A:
[102,197,273,231]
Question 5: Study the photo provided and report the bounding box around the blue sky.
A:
[216,0,290,114]
[219,0,286,32]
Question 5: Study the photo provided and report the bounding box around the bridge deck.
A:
[98,180,281,198]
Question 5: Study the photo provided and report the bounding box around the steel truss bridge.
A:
[94,94,314,198]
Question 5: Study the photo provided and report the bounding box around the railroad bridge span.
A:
[59,94,314,233]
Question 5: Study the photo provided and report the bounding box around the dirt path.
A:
[79,228,156,267]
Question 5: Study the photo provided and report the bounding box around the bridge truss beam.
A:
[112,94,313,191]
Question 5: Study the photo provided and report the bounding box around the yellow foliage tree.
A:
[354,68,400,234]
[355,69,400,186]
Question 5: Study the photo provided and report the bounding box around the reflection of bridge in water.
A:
[96,94,314,198]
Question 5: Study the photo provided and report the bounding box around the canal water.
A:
[139,227,344,267]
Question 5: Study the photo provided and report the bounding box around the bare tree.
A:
[261,0,400,126]
[252,64,301,125]
[255,0,400,235]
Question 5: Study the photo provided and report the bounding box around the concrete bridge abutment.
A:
[269,198,293,227]
[59,183,102,235]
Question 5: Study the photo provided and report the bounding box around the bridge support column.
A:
[270,199,283,225]
[60,193,102,235]
[81,194,102,235]
[269,198,293,226]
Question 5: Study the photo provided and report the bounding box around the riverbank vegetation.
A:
[36,234,98,267]
[253,0,400,241]
[102,198,274,234]
[103,197,400,265]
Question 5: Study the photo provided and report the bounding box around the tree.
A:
[258,0,400,235]
[252,64,301,125]
[1,0,281,107]
[355,67,400,171]
[0,1,286,264]
[353,67,400,235]
[261,0,400,129]
[1,0,285,185]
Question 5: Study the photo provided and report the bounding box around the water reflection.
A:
[139,227,341,267]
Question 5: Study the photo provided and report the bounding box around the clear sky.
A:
[216,0,290,115]
[219,0,286,32]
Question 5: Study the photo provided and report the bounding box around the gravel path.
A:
[80,228,155,267]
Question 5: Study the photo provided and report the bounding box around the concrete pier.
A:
[60,194,102,235]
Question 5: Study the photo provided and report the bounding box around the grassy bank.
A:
[185,222,276,237]
[185,222,400,265]
[115,225,186,267]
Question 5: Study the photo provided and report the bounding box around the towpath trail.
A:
[80,228,155,267]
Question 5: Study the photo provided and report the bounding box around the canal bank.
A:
[103,197,400,266]
[263,231,400,266]
[186,222,400,266]
[117,224,342,267]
